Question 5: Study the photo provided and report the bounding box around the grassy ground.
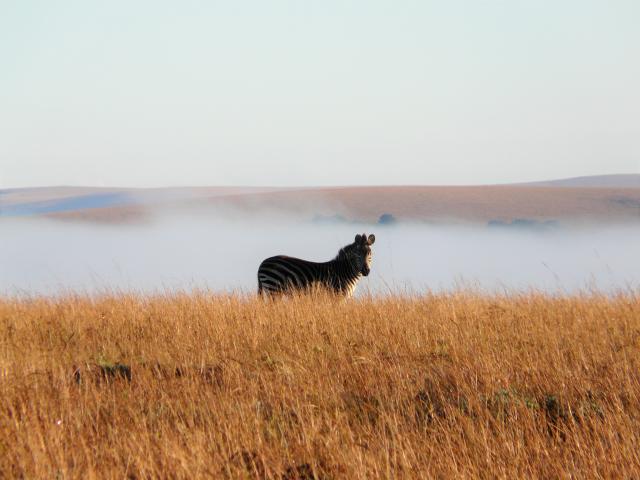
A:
[1,291,639,478]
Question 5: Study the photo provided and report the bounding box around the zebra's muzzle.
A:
[362,266,370,276]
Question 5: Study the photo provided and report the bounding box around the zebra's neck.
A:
[326,251,362,295]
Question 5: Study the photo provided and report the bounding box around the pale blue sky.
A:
[1,0,638,187]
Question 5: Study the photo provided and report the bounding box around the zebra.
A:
[257,233,376,297]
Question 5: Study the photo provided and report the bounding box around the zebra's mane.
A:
[334,243,355,262]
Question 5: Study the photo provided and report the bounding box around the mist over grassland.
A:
[2,186,639,479]
[2,213,638,295]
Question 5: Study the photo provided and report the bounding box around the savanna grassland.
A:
[1,292,639,479]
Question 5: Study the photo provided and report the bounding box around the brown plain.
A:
[213,185,640,223]
[2,292,639,478]
[37,185,640,224]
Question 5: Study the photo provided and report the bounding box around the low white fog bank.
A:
[1,216,638,296]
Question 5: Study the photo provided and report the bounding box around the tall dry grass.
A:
[1,291,639,479]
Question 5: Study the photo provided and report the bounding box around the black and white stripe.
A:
[258,233,376,297]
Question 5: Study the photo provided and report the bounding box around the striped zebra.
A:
[258,233,376,297]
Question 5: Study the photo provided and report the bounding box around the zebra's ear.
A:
[367,234,375,245]
[355,234,362,244]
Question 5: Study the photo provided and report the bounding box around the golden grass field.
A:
[1,291,639,478]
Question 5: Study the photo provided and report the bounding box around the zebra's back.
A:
[258,255,328,295]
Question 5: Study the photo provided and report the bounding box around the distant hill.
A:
[525,174,640,188]
[0,186,291,218]
[1,175,639,225]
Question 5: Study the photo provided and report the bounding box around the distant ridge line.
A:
[2,174,639,192]
[521,174,640,189]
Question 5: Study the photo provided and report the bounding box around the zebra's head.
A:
[346,233,375,276]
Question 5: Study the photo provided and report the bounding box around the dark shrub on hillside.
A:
[488,218,559,231]
[378,213,397,225]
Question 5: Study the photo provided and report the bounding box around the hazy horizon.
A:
[3,173,640,191]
